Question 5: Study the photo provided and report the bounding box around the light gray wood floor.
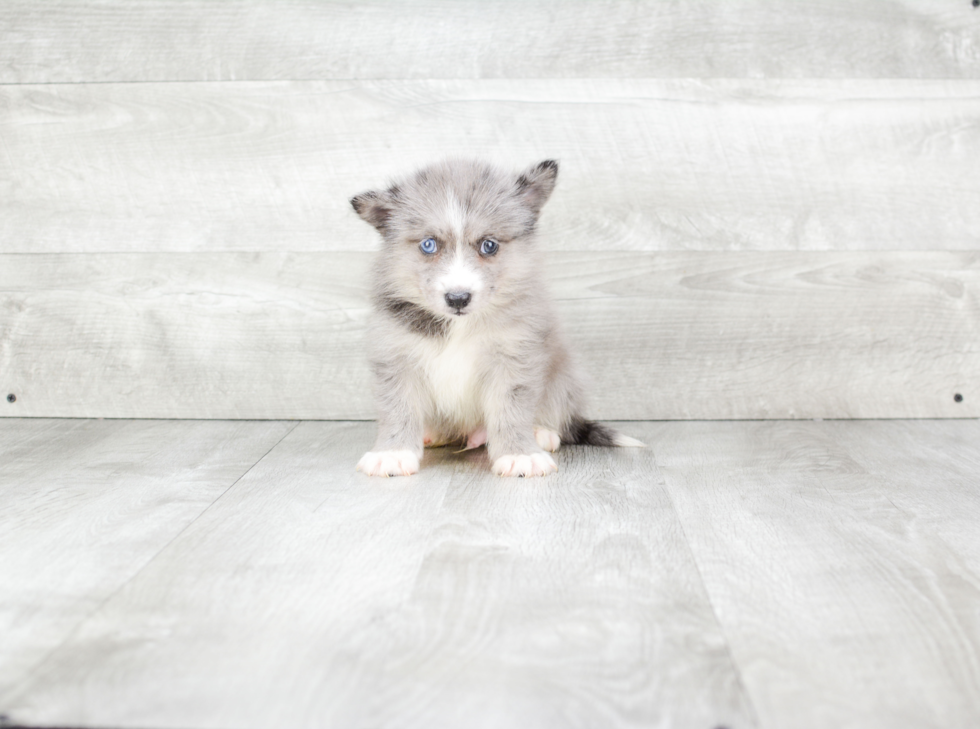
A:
[2,419,979,728]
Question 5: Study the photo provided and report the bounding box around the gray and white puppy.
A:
[351,159,642,478]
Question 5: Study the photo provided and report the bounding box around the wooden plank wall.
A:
[1,1,979,420]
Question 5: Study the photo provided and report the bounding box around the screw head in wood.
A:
[5,393,14,403]
[954,393,964,403]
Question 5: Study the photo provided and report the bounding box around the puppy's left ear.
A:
[514,159,558,216]
[350,188,397,232]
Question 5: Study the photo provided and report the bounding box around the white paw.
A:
[356,450,420,477]
[492,452,558,478]
[534,427,561,452]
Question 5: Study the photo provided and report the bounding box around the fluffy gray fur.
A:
[351,159,642,478]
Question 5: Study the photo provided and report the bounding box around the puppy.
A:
[351,159,642,477]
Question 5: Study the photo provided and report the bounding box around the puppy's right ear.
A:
[350,189,396,232]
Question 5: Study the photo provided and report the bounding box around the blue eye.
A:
[419,237,437,255]
[480,239,499,256]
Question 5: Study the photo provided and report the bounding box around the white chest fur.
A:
[423,324,483,427]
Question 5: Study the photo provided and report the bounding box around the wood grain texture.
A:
[0,418,295,699]
[646,419,980,729]
[2,0,978,83]
[3,420,754,729]
[1,251,976,420]
[365,444,751,729]
[3,79,980,253]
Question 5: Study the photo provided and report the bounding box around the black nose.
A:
[445,291,472,311]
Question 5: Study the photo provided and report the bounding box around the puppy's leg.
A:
[485,381,557,478]
[357,361,425,477]
[534,426,561,452]
[465,425,488,450]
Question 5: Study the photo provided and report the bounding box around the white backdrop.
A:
[1,0,978,419]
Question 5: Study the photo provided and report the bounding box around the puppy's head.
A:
[351,159,558,320]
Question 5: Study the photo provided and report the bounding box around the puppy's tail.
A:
[562,417,645,448]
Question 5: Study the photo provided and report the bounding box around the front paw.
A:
[356,450,420,477]
[492,452,558,477]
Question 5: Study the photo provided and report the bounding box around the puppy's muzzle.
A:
[445,291,472,314]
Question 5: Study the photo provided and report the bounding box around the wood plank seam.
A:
[649,445,763,728]
[1,420,300,704]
